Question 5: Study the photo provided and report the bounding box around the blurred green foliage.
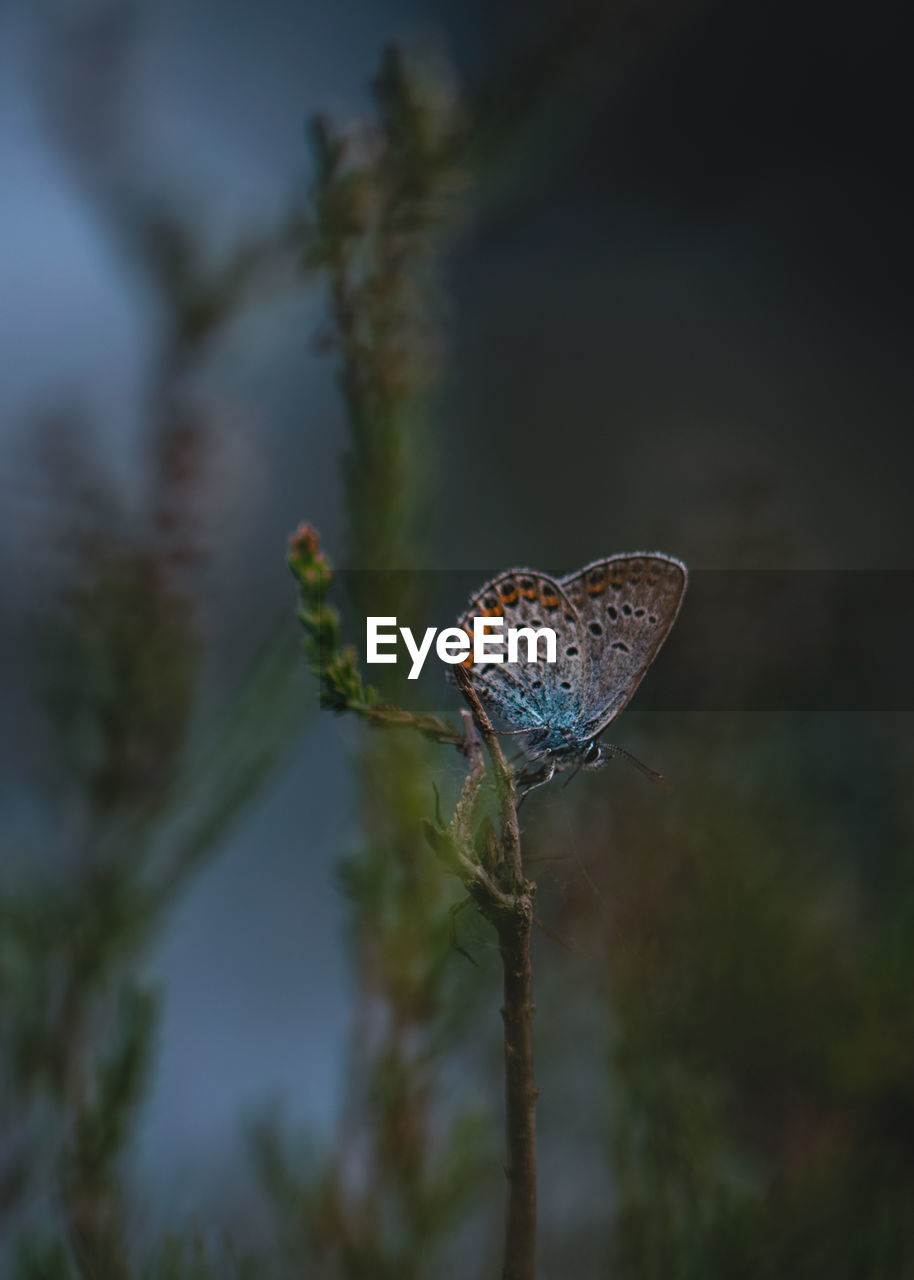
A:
[0,37,309,1272]
[5,6,914,1279]
[522,712,914,1278]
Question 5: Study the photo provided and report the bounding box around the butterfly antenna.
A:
[605,744,669,791]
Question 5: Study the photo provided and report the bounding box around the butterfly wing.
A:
[561,553,687,738]
[449,569,587,735]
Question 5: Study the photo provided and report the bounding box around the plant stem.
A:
[498,902,537,1280]
[452,668,537,1278]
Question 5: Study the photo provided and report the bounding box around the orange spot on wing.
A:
[460,627,473,666]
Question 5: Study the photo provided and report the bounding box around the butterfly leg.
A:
[516,756,556,803]
[449,897,478,967]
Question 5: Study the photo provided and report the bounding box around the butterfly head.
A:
[541,727,607,770]
[551,734,662,786]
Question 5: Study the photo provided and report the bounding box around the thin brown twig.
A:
[453,665,537,1280]
[497,907,537,1280]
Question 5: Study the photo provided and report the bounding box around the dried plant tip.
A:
[288,523,322,559]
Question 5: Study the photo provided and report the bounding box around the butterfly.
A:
[449,554,687,792]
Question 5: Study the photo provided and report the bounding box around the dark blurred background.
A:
[2,0,913,1274]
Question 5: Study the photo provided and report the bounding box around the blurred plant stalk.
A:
[289,49,541,1279]
[0,155,307,1277]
